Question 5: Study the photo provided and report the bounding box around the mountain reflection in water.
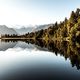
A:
[0,39,80,80]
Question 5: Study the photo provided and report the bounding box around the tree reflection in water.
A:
[1,39,80,70]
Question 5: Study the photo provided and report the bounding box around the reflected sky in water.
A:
[0,41,80,80]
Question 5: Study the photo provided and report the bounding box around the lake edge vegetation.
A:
[1,8,80,43]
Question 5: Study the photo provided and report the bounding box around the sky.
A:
[0,0,80,28]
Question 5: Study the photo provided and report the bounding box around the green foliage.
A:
[2,8,80,42]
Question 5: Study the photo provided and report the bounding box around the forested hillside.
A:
[1,8,80,43]
[23,8,80,42]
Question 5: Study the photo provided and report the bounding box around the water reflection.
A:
[0,39,80,80]
[28,39,80,70]
[0,41,17,51]
[1,39,80,70]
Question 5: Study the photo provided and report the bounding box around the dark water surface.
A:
[0,40,80,80]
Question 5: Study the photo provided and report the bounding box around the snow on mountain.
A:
[0,24,53,35]
[0,25,17,35]
[14,27,36,35]
[35,24,53,31]
[14,24,53,34]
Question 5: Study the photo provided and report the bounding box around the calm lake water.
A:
[0,40,80,80]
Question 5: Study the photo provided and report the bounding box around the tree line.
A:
[1,8,80,42]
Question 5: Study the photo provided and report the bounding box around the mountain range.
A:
[0,25,17,35]
[0,24,51,35]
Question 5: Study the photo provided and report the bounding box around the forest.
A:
[1,8,80,43]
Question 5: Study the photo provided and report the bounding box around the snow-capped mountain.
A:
[14,27,36,35]
[35,24,53,31]
[0,24,53,35]
[0,25,17,35]
[14,24,53,34]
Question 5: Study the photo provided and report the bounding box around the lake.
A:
[0,40,80,80]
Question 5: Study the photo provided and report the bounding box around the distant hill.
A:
[0,25,17,35]
[35,24,53,31]
[14,24,53,35]
[0,24,53,35]
[14,27,35,35]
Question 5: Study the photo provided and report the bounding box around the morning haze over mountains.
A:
[0,24,52,35]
